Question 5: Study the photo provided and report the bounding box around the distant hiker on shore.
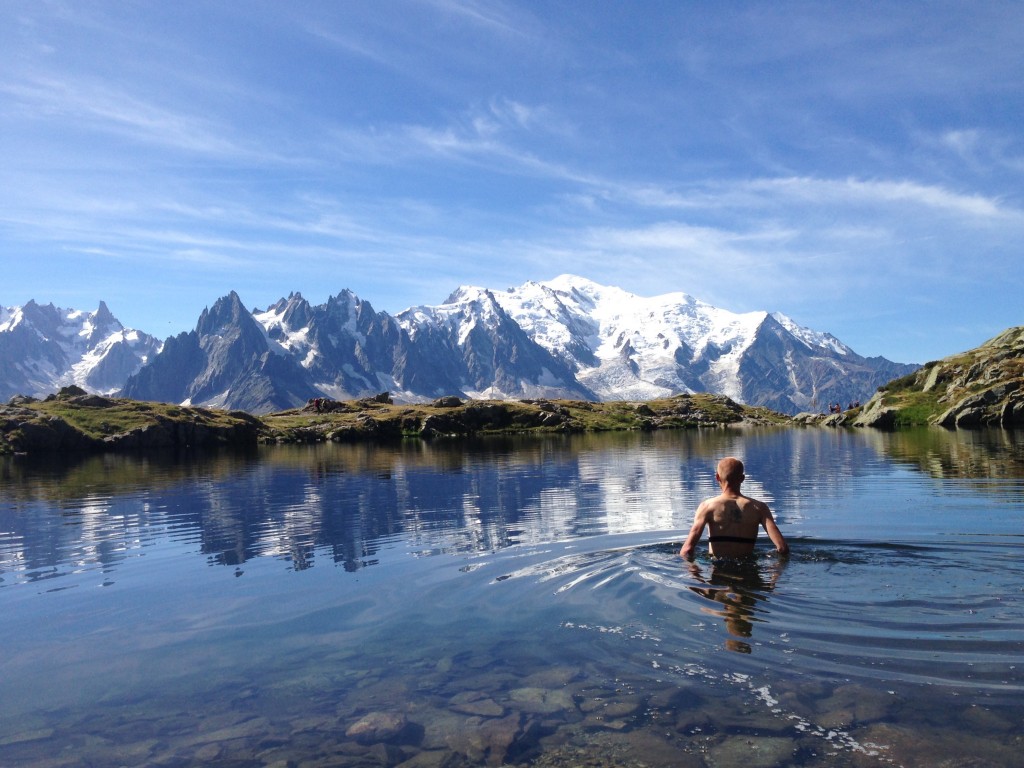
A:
[680,457,789,560]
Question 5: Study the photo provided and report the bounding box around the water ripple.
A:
[488,535,1024,705]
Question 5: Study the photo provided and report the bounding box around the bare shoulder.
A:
[694,497,716,519]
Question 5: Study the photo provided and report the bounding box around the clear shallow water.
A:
[1,428,1022,767]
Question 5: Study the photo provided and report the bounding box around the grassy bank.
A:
[1,390,789,456]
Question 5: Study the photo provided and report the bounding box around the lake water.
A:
[1,427,1022,768]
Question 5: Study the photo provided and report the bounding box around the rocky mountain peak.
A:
[197,291,249,337]
[93,300,115,325]
[0,299,160,400]
[5,277,920,415]
[84,300,122,345]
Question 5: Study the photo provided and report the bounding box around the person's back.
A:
[680,457,788,559]
[700,493,770,558]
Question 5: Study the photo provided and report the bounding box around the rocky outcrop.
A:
[850,326,1024,430]
[416,401,576,439]
[264,393,783,445]
[934,381,1024,428]
[0,404,99,452]
[851,399,900,429]
[99,414,262,451]
[1,388,262,454]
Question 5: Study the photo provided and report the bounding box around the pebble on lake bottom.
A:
[4,639,1022,768]
[706,735,796,768]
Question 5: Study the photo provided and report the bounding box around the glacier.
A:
[6,277,918,415]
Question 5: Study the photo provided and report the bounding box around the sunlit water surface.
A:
[1,428,1022,767]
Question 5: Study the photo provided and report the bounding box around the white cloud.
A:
[746,177,1009,219]
[418,0,536,38]
[1,75,242,156]
[582,221,794,255]
[941,129,982,159]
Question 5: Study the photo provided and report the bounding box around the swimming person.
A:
[680,457,789,560]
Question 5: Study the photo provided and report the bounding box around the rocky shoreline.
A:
[0,389,263,455]
[1,387,788,456]
[793,325,1024,430]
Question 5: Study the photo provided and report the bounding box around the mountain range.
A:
[3,275,918,415]
[0,300,161,401]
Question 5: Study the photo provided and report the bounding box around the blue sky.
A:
[2,1,1022,364]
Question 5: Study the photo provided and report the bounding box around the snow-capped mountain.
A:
[0,300,161,401]
[393,287,590,401]
[254,290,406,400]
[232,285,590,408]
[120,291,320,411]
[12,276,917,415]
[487,275,897,413]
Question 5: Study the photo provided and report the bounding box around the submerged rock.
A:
[345,711,409,744]
[508,686,577,715]
[707,735,796,767]
[449,691,505,717]
[431,710,540,766]
[394,750,460,768]
[815,683,892,729]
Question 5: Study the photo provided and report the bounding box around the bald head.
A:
[716,457,745,488]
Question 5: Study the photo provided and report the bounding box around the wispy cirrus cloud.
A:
[0,74,244,156]
[581,221,796,255]
[930,128,1024,176]
[742,177,1011,220]
[574,174,1019,232]
[319,101,585,185]
[417,0,539,39]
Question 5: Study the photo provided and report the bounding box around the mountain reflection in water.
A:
[1,427,1022,768]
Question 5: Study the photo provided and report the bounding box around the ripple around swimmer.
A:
[479,539,910,761]
[458,535,1015,764]
[486,535,1024,702]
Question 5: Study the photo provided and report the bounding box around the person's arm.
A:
[680,503,709,559]
[760,505,789,556]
